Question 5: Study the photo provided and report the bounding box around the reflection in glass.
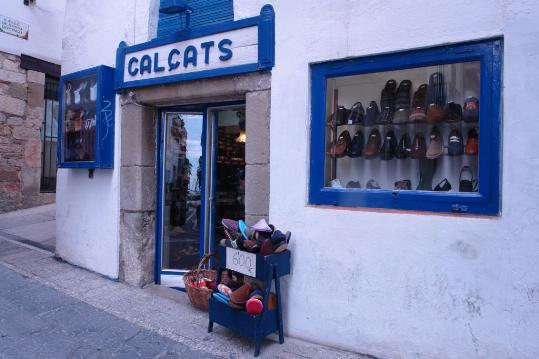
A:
[62,75,97,162]
[162,113,203,271]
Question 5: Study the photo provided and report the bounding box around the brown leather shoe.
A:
[328,130,351,158]
[362,128,381,159]
[230,283,252,305]
[410,132,426,159]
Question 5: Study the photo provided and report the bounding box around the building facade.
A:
[0,0,65,212]
[55,1,539,358]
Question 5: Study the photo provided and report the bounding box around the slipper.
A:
[228,300,244,310]
[217,284,232,296]
[213,293,229,305]
[238,220,249,240]
[271,230,286,246]
[230,283,252,305]
[250,218,272,232]
[274,243,288,253]
[222,218,239,231]
[243,239,260,253]
[260,239,274,257]
[246,297,263,315]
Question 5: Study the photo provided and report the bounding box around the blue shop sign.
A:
[115,5,274,90]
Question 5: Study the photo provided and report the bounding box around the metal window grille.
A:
[40,76,59,193]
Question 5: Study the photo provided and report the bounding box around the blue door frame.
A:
[155,101,245,285]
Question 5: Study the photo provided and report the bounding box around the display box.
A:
[57,65,115,168]
[309,39,502,215]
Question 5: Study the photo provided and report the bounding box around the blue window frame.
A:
[57,65,115,169]
[309,39,502,215]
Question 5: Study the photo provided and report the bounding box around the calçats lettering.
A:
[127,38,233,76]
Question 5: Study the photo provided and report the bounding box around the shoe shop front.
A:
[55,0,539,358]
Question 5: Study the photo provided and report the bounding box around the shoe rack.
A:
[208,245,290,357]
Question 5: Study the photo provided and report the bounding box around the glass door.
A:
[158,111,206,287]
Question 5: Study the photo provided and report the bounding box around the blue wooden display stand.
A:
[208,245,290,357]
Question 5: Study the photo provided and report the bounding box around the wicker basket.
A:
[183,254,216,311]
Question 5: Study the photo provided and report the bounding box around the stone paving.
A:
[0,223,371,358]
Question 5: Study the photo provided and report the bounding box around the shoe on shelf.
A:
[347,102,365,125]
[364,101,380,127]
[465,127,479,155]
[395,133,411,159]
[444,101,462,123]
[380,129,397,161]
[447,128,464,156]
[434,178,452,191]
[426,72,446,123]
[366,179,381,189]
[394,179,412,190]
[393,80,412,124]
[410,132,427,159]
[463,96,479,122]
[409,84,427,122]
[459,166,478,192]
[426,126,444,159]
[363,128,382,159]
[347,130,364,158]
[378,79,397,124]
[346,180,361,188]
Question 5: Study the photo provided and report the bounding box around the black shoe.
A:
[434,178,452,191]
[459,166,478,192]
[395,133,411,159]
[393,80,412,124]
[364,101,379,126]
[347,130,364,158]
[447,128,464,156]
[378,80,397,124]
[380,129,397,160]
[394,179,411,190]
[346,180,361,188]
[347,102,365,125]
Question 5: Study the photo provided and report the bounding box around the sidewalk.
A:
[0,204,55,252]
[0,213,372,358]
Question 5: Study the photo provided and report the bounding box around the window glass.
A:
[62,75,97,162]
[324,61,480,193]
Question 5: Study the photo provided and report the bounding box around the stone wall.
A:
[0,51,54,213]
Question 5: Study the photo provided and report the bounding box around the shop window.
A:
[157,0,233,37]
[309,39,502,215]
[40,76,59,192]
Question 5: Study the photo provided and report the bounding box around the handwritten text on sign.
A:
[226,247,256,277]
[123,26,258,83]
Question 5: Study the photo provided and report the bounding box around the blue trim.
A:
[57,65,115,169]
[199,109,208,261]
[115,5,275,91]
[155,110,165,284]
[308,38,502,216]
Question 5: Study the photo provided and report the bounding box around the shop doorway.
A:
[156,104,245,287]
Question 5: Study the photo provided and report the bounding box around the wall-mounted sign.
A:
[115,4,274,90]
[0,15,29,40]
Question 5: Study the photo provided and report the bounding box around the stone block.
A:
[120,166,156,211]
[245,163,270,216]
[0,170,19,182]
[0,112,5,123]
[7,117,23,126]
[26,106,43,120]
[119,210,155,287]
[0,83,8,95]
[21,167,39,195]
[24,139,42,167]
[121,103,156,167]
[233,73,271,93]
[0,95,25,116]
[13,126,39,140]
[6,83,26,100]
[27,82,44,107]
[2,59,20,73]
[246,90,270,165]
[26,70,45,85]
[0,123,11,136]
[0,69,26,84]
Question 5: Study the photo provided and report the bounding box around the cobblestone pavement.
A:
[0,265,219,359]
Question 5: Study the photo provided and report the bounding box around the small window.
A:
[309,39,502,215]
[40,76,59,193]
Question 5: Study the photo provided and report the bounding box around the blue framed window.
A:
[157,0,233,37]
[57,65,115,169]
[309,39,502,215]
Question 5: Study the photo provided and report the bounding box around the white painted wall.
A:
[0,0,65,63]
[236,1,539,358]
[56,0,158,278]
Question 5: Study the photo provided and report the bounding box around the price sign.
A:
[226,247,256,277]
